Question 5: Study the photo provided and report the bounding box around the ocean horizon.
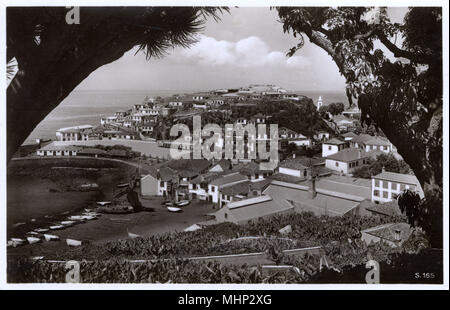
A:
[24,89,347,144]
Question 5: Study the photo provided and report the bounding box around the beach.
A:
[7,158,215,258]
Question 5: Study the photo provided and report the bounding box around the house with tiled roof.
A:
[371,169,423,203]
[262,180,366,217]
[36,143,82,156]
[361,222,412,247]
[56,125,94,141]
[278,127,307,140]
[325,148,378,174]
[208,172,249,205]
[351,134,393,153]
[322,138,348,157]
[342,132,358,141]
[279,156,315,179]
[209,159,232,173]
[232,161,274,181]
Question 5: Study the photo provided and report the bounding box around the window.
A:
[328,146,332,150]
[160,181,164,187]
[335,162,339,167]
[373,190,379,197]
[382,181,388,189]
[383,191,389,198]
[391,182,397,190]
[400,184,406,191]
[224,213,228,219]
[374,179,380,187]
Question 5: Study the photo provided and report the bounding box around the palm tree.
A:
[6,7,227,161]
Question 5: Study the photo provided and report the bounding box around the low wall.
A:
[9,156,147,173]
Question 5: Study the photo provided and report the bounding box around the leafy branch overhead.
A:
[276,7,442,191]
[6,7,228,162]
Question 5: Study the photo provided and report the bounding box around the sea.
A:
[24,89,347,145]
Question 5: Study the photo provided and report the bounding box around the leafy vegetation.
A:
[352,153,411,179]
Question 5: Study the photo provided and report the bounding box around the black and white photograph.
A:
[1,0,448,290]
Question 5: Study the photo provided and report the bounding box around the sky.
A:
[76,7,408,92]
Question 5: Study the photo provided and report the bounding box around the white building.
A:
[371,169,424,203]
[56,125,94,141]
[325,148,373,175]
[316,96,323,111]
[351,134,393,153]
[322,138,348,157]
[37,144,81,156]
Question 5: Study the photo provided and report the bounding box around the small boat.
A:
[69,215,85,221]
[66,238,82,247]
[116,183,129,188]
[81,215,96,221]
[44,215,53,219]
[31,218,37,222]
[31,256,44,261]
[167,206,182,213]
[50,225,64,230]
[84,208,92,212]
[83,212,99,217]
[176,200,190,207]
[127,229,140,239]
[44,234,60,242]
[11,238,25,246]
[27,237,41,244]
[27,231,39,236]
[96,201,112,206]
[35,228,49,233]
[13,222,26,227]
[61,220,76,226]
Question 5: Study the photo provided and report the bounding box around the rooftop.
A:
[57,125,93,133]
[353,134,391,146]
[373,171,419,185]
[362,222,412,243]
[325,148,373,162]
[263,181,361,216]
[279,156,325,170]
[323,138,346,145]
[210,172,249,187]
[220,195,294,223]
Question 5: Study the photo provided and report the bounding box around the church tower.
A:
[317,96,323,111]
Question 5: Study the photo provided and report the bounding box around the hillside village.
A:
[24,84,426,247]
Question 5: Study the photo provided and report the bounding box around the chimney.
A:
[394,229,401,242]
[382,166,386,173]
[309,176,317,199]
[293,153,296,159]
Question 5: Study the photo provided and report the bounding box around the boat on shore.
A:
[61,220,76,226]
[167,206,182,213]
[96,201,112,206]
[10,238,25,247]
[127,229,140,239]
[50,225,64,230]
[68,215,85,221]
[35,228,49,233]
[27,237,41,244]
[66,239,82,247]
[176,200,190,207]
[44,234,60,242]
